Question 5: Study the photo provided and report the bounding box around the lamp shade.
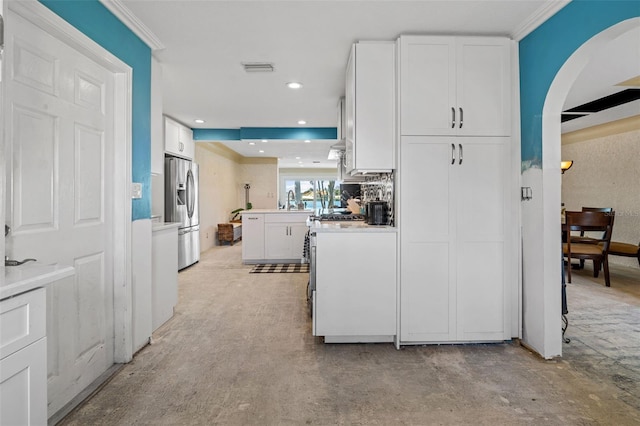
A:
[561,160,573,174]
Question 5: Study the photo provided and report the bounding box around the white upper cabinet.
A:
[399,36,511,137]
[345,41,396,173]
[164,116,194,160]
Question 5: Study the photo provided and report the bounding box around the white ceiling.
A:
[117,0,638,168]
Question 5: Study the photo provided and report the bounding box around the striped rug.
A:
[249,263,309,274]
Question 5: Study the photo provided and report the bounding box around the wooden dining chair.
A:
[563,210,615,287]
[570,207,613,269]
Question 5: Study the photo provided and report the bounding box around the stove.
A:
[312,213,366,222]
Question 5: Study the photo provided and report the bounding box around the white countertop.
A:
[308,220,397,233]
[152,222,181,232]
[2,262,75,300]
[241,209,313,214]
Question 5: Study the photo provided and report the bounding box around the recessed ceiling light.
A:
[304,140,310,143]
[249,142,256,145]
[259,150,265,153]
[286,82,303,89]
[298,120,306,125]
[261,139,268,143]
[194,119,205,124]
[295,157,301,160]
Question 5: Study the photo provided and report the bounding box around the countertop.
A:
[241,209,313,214]
[308,220,397,233]
[152,222,181,232]
[2,262,75,300]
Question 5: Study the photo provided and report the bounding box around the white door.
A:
[265,223,290,259]
[456,38,511,136]
[4,8,116,417]
[399,36,456,136]
[399,136,456,342]
[455,137,507,340]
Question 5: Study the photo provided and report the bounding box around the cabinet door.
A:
[242,214,265,261]
[399,136,456,342]
[344,46,356,173]
[164,117,182,157]
[455,137,508,340]
[0,338,47,426]
[179,126,194,160]
[456,38,511,136]
[353,42,395,171]
[265,223,291,259]
[400,36,456,136]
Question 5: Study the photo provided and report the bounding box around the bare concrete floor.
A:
[60,244,640,425]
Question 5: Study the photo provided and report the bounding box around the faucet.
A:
[287,190,295,210]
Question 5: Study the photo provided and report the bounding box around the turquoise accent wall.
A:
[193,127,337,141]
[39,0,152,220]
[520,0,639,171]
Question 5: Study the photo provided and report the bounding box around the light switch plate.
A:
[131,182,142,199]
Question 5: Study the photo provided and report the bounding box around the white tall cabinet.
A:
[398,35,513,344]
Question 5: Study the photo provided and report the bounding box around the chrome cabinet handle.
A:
[451,143,456,165]
[451,107,456,128]
[459,107,463,128]
[459,144,463,165]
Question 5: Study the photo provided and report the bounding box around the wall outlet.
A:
[131,182,142,199]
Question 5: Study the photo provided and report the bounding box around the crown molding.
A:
[511,0,571,41]
[99,0,164,51]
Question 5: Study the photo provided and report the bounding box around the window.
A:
[283,180,341,210]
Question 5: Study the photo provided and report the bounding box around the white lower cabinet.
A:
[314,231,396,342]
[152,224,179,332]
[242,211,309,263]
[265,222,307,261]
[0,288,47,426]
[399,136,509,343]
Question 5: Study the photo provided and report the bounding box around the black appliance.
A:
[366,201,388,225]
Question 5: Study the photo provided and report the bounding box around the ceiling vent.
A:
[242,62,275,73]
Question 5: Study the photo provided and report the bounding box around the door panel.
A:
[5,9,115,417]
[400,36,456,136]
[457,38,511,136]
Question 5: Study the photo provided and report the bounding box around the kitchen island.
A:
[309,219,397,344]
[241,209,313,264]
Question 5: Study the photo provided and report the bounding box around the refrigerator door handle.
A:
[186,169,195,219]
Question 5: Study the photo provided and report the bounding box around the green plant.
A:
[230,208,244,222]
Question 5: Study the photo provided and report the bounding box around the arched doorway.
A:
[536,17,640,357]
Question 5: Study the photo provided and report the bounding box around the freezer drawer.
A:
[178,226,200,270]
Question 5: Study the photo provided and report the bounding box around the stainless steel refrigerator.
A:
[165,156,200,270]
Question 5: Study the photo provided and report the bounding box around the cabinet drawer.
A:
[0,288,46,360]
[265,214,309,223]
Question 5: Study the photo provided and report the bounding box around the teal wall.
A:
[193,127,337,141]
[39,0,152,220]
[519,0,639,171]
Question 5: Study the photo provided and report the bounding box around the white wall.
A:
[195,143,280,251]
[239,160,278,209]
[562,127,640,268]
[195,143,242,252]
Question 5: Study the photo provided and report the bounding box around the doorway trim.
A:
[540,17,640,357]
[8,0,134,362]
